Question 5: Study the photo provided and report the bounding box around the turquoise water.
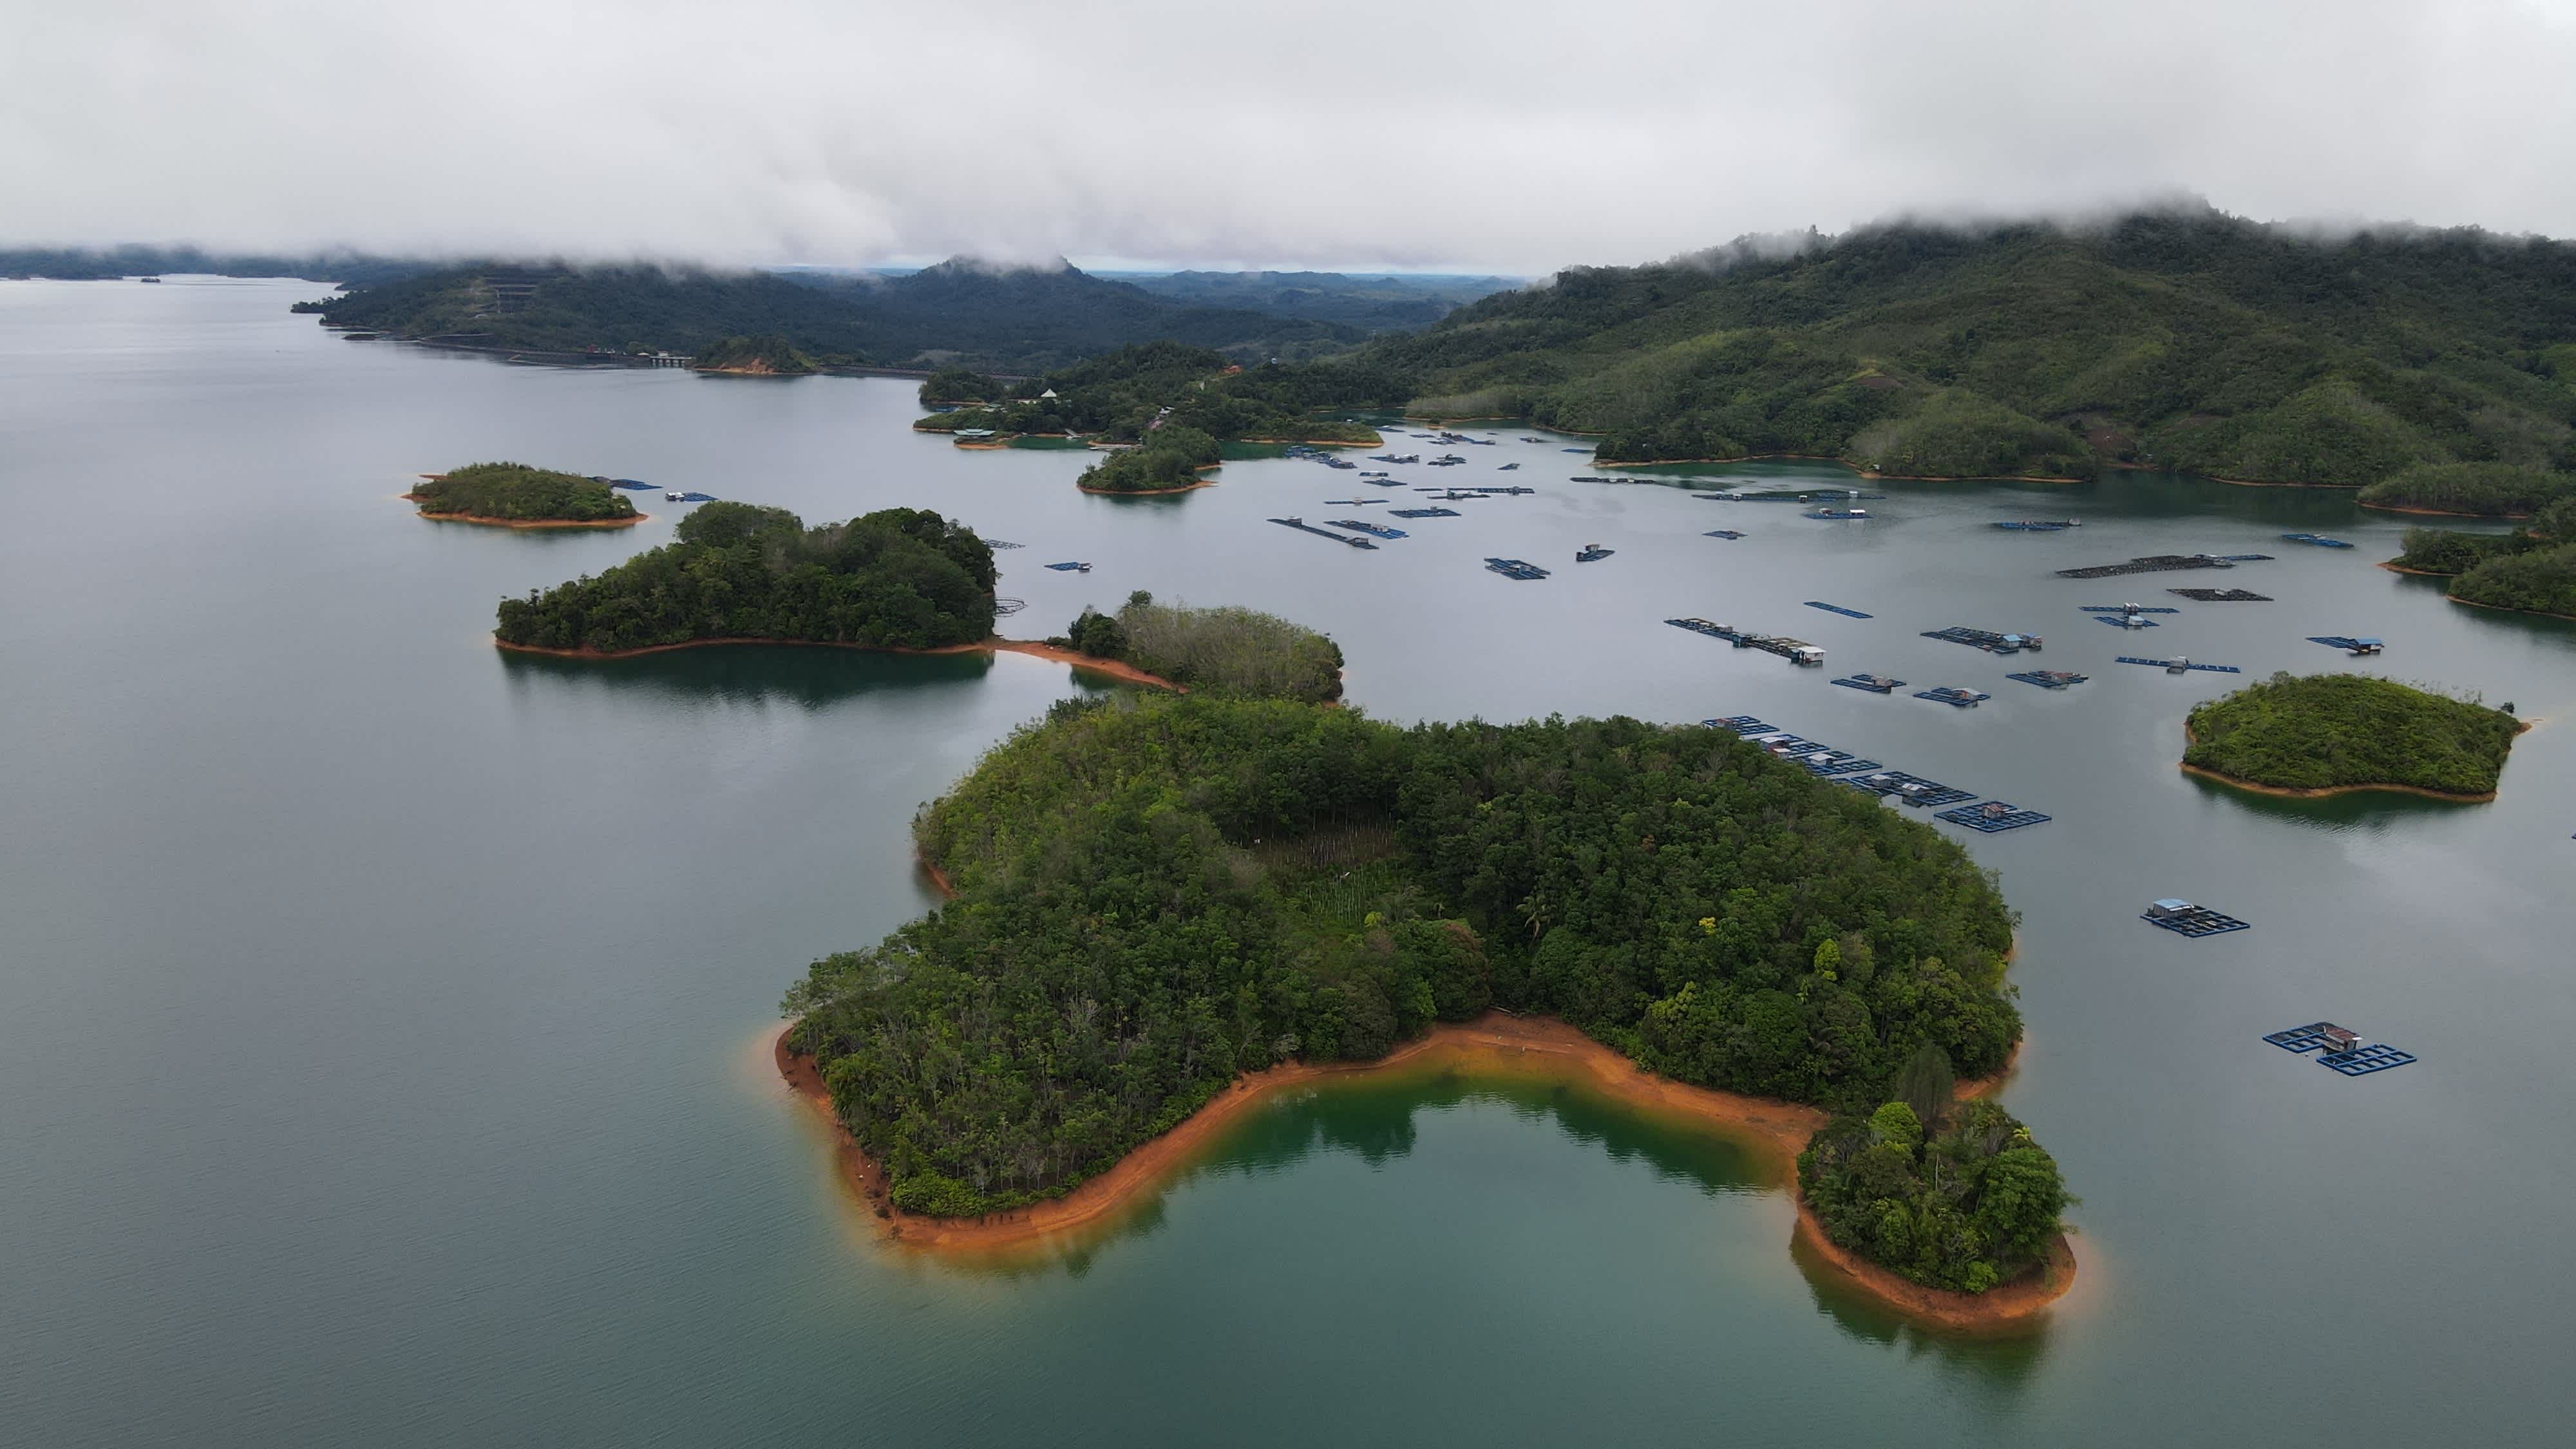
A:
[3,278,2570,1444]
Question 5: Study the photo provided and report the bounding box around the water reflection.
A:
[497,642,998,708]
[2182,770,2486,831]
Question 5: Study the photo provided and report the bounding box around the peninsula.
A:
[780,663,2071,1323]
[914,341,1381,454]
[493,502,996,653]
[691,334,817,376]
[2183,672,2524,800]
[405,461,640,527]
[2385,498,2576,620]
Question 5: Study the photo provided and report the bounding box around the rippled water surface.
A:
[3,279,2570,1446]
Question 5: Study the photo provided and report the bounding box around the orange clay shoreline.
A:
[780,995,2072,1329]
[401,493,648,529]
[492,634,1182,690]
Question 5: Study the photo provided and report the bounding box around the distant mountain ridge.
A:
[308,258,1408,373]
[0,245,431,287]
[1350,207,2576,487]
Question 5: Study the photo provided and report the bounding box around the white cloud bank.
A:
[6,0,2575,272]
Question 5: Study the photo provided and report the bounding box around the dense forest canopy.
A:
[917,341,1384,445]
[0,245,429,285]
[692,334,818,375]
[1059,594,1345,701]
[494,502,997,653]
[2389,498,2576,618]
[2184,672,2522,795]
[408,462,636,522]
[1301,207,2576,487]
[309,260,1381,373]
[783,692,2051,1288]
[1109,270,1520,332]
[2358,462,2575,517]
[1801,1097,2070,1293]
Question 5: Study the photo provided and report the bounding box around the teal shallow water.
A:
[2,279,2570,1444]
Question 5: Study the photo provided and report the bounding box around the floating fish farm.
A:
[2115,656,2243,674]
[1794,750,1882,776]
[1569,475,1612,482]
[1844,771,1976,808]
[1321,498,1388,507]
[1663,620,1824,663]
[1467,486,1535,495]
[1388,506,1459,519]
[2141,900,2249,936]
[2056,553,2249,579]
[1922,626,2043,654]
[1707,715,1774,733]
[985,540,1025,549]
[2264,1023,2416,1075]
[1575,544,1615,562]
[1937,801,2052,832]
[1914,687,1991,708]
[1327,520,1407,539]
[2006,670,2090,689]
[2280,533,2355,548]
[1805,601,1873,618]
[1806,507,1870,520]
[2307,636,2385,654]
[2094,614,2161,629]
[1832,674,1904,693]
[1043,560,1092,572]
[1993,519,2081,531]
[2080,604,2179,614]
[2168,588,2272,602]
[1271,518,1377,549]
[1703,529,1746,540]
[1368,453,1421,464]
[1485,557,1548,579]
[607,480,655,491]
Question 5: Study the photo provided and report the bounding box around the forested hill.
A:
[1,245,430,286]
[1354,207,2576,487]
[312,258,1372,372]
[1110,270,1520,332]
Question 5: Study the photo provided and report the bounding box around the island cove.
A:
[779,682,2073,1327]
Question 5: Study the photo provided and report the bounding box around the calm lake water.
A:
[4,279,2571,1445]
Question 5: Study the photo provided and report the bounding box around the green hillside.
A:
[1340,207,2576,486]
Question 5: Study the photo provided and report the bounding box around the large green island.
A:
[493,502,996,654]
[2183,672,2525,800]
[2386,497,2576,621]
[780,626,2072,1322]
[406,461,641,527]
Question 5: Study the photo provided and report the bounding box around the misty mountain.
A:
[0,245,432,287]
[309,259,1388,373]
[1108,270,1520,332]
[1350,207,2576,487]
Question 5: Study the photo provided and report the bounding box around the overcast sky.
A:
[7,0,2575,273]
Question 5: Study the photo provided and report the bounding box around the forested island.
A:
[917,341,1381,451]
[405,462,639,527]
[1059,594,1343,701]
[1231,206,2576,486]
[1075,428,1222,493]
[2183,672,2524,799]
[692,334,817,376]
[493,502,996,654]
[2386,496,2576,619]
[781,668,2069,1312]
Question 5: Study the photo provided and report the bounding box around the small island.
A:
[405,461,641,527]
[495,502,996,654]
[1060,592,1343,701]
[692,334,818,376]
[2183,672,2524,800]
[781,650,2071,1325]
[1075,427,1222,494]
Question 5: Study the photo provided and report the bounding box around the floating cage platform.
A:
[2006,670,2089,688]
[2280,533,2355,549]
[1271,518,1377,549]
[2320,1045,2417,1075]
[2169,588,2272,602]
[2094,614,2161,629]
[1806,508,1871,520]
[1705,715,1775,734]
[1993,520,2080,531]
[1797,752,1882,777]
[1937,801,2051,832]
[2057,553,2247,579]
[1387,506,1459,519]
[2080,604,2179,614]
[1922,626,2042,654]
[1327,519,1407,539]
[1703,529,1746,540]
[1576,545,1615,562]
[985,540,1025,549]
[2264,1023,2349,1054]
[1484,556,1548,579]
[2307,636,2385,654]
[1846,771,1975,808]
[608,480,655,491]
[2116,656,2243,674]
[2141,900,2249,936]
[1805,601,1873,618]
[1832,674,1904,693]
[1914,687,1991,708]
[1043,560,1092,572]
